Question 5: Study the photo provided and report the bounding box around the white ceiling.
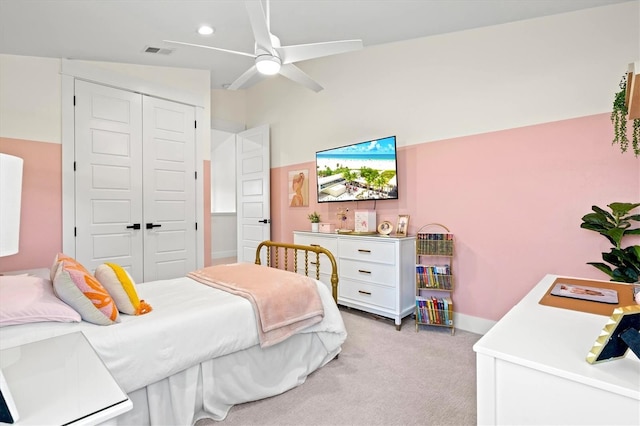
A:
[0,0,632,90]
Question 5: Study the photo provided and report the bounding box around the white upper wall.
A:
[241,2,639,168]
[1,54,212,159]
[0,55,61,143]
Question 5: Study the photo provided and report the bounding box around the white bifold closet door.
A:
[74,80,196,283]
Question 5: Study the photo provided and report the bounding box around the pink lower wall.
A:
[0,138,62,271]
[0,138,213,272]
[203,160,212,267]
[271,113,640,321]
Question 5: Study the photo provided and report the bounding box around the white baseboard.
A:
[212,250,237,260]
[454,312,496,335]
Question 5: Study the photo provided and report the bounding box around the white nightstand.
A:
[0,332,132,425]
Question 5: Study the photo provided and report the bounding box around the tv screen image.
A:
[316,136,398,203]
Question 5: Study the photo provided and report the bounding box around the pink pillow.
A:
[0,275,81,326]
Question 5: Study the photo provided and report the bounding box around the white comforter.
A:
[0,275,347,394]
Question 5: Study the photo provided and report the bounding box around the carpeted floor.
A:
[197,307,482,425]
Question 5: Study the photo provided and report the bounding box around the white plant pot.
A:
[311,223,319,232]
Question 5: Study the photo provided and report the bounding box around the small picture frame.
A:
[396,215,410,237]
[586,305,640,364]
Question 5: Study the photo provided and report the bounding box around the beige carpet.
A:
[197,307,481,425]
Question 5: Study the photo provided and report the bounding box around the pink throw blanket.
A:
[187,263,324,348]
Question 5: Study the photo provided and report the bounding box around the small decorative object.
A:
[580,202,640,283]
[336,208,349,230]
[396,215,410,237]
[319,223,335,233]
[289,169,309,207]
[611,74,640,157]
[308,211,320,232]
[586,305,640,364]
[377,221,393,235]
[354,210,376,233]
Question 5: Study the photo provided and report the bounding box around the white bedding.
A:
[0,274,347,423]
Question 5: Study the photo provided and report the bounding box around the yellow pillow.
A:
[94,263,152,315]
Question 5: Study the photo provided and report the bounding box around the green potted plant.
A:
[611,74,640,157]
[580,202,640,283]
[308,211,321,232]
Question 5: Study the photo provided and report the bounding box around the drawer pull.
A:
[358,290,372,296]
[357,249,371,253]
[358,269,371,274]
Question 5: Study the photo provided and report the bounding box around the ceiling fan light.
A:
[255,55,281,75]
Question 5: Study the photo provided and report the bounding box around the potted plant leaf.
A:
[308,211,321,232]
[611,74,640,157]
[580,202,640,283]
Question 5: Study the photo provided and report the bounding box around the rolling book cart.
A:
[415,223,455,335]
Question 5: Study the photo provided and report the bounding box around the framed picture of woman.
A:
[396,215,410,236]
[288,169,309,207]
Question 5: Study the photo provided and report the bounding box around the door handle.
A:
[126,223,141,230]
[258,219,271,224]
[146,223,162,229]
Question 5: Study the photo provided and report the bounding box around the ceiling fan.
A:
[164,0,363,92]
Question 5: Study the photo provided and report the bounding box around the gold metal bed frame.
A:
[255,240,339,303]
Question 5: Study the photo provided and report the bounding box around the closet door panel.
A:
[74,80,144,281]
[142,96,197,281]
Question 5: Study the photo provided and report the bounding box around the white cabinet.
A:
[473,274,640,425]
[294,231,415,329]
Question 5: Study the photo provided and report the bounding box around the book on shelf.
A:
[417,232,454,256]
[415,295,454,326]
[415,264,452,289]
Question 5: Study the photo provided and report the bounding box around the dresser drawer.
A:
[338,238,395,264]
[293,233,338,256]
[340,258,396,288]
[339,279,395,310]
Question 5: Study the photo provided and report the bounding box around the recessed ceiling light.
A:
[197,25,215,36]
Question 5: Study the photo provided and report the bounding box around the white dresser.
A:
[294,231,416,329]
[473,274,640,425]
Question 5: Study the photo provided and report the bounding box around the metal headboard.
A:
[255,240,339,303]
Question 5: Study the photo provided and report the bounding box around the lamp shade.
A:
[0,153,23,256]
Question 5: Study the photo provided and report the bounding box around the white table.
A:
[0,332,131,425]
[473,274,640,425]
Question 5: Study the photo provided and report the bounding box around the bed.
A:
[0,241,345,425]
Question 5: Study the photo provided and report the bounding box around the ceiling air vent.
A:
[143,46,173,55]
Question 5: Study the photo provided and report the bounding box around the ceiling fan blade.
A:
[278,63,323,92]
[277,39,363,64]
[244,0,274,53]
[163,40,255,58]
[227,65,264,90]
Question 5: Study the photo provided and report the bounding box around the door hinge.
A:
[73,95,76,106]
[194,120,197,129]
[194,171,197,180]
[195,222,198,230]
[73,161,76,171]
[74,227,77,237]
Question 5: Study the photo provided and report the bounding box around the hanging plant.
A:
[611,74,640,157]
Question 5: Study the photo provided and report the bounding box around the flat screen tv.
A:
[316,135,398,203]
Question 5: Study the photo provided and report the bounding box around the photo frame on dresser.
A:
[586,305,640,364]
[396,215,409,237]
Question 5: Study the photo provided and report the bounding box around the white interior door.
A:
[74,81,196,282]
[142,96,197,281]
[74,80,144,281]
[236,124,270,263]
